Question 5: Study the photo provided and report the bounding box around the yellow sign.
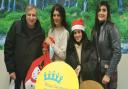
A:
[35,61,79,89]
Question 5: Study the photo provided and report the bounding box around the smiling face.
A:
[53,10,62,27]
[74,29,82,43]
[98,5,107,22]
[26,8,37,28]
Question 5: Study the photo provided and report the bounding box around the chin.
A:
[98,18,106,22]
[76,40,81,43]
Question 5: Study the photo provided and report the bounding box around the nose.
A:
[29,15,33,19]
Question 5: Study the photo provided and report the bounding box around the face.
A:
[98,5,107,22]
[74,29,82,43]
[26,8,37,28]
[53,10,62,27]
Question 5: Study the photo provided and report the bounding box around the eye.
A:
[27,14,31,16]
[102,8,107,12]
[32,14,36,17]
[57,14,60,17]
[77,30,81,33]
[74,31,77,34]
[53,14,60,17]
[27,14,36,17]
[53,14,56,17]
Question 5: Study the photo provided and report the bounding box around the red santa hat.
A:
[71,19,85,31]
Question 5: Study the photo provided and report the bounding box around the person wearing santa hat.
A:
[65,19,99,83]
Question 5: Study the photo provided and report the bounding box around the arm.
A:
[53,32,69,60]
[4,21,17,74]
[51,30,69,60]
[81,47,98,80]
[82,48,98,74]
[106,24,122,77]
[65,40,72,65]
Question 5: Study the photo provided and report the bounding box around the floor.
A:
[0,50,128,89]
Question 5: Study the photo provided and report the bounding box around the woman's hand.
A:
[10,72,16,80]
[45,36,55,45]
[102,74,110,85]
[75,65,81,76]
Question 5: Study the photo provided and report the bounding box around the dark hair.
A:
[93,1,111,31]
[51,4,68,28]
[66,30,89,56]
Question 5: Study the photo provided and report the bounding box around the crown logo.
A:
[44,71,63,83]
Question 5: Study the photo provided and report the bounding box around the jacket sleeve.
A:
[83,49,98,72]
[107,24,122,77]
[4,21,17,74]
[65,48,71,66]
[82,48,98,80]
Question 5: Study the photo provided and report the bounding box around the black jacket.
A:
[65,41,98,81]
[92,21,121,77]
[4,15,45,80]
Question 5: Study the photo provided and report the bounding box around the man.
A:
[4,5,45,89]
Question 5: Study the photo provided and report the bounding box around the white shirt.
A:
[48,27,69,61]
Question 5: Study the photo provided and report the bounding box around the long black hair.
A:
[51,4,68,29]
[92,1,111,43]
[66,30,90,56]
[93,1,111,32]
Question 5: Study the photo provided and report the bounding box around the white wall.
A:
[0,50,128,89]
[118,54,128,89]
[0,50,10,89]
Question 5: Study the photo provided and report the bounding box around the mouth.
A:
[76,38,81,41]
[54,20,59,23]
[99,14,104,18]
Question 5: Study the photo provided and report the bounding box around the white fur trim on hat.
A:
[71,25,85,31]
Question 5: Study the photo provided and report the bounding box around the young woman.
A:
[66,19,98,83]
[45,4,69,61]
[91,1,121,89]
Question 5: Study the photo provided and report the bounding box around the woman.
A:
[45,4,69,61]
[66,19,98,83]
[91,1,121,89]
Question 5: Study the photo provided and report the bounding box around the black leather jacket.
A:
[93,21,121,77]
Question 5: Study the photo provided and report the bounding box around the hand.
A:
[45,37,54,45]
[75,65,81,76]
[49,36,55,43]
[10,72,16,80]
[102,74,110,85]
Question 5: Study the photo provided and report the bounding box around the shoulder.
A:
[12,20,21,26]
[63,28,69,35]
[106,21,119,33]
[48,28,53,35]
[105,21,116,28]
[104,21,118,34]
[106,21,114,25]
[9,20,21,32]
